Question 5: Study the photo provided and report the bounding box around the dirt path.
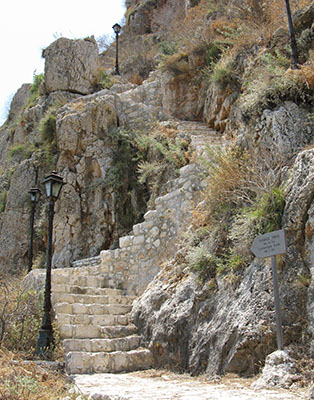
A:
[73,370,308,399]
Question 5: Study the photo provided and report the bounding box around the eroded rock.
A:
[44,37,99,95]
[252,350,302,389]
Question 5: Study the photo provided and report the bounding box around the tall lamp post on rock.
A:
[112,23,121,75]
[28,186,41,273]
[36,171,65,358]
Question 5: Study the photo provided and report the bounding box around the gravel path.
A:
[73,370,307,399]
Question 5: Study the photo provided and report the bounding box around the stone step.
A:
[52,274,108,287]
[56,313,130,327]
[52,292,135,306]
[52,284,125,296]
[53,302,132,316]
[66,349,153,374]
[63,335,141,353]
[59,324,137,339]
[72,255,101,268]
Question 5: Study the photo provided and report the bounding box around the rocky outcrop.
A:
[126,0,186,35]
[132,250,308,376]
[282,148,314,356]
[161,71,204,121]
[43,37,99,95]
[8,83,32,122]
[252,350,302,389]
[250,102,312,165]
[204,85,239,133]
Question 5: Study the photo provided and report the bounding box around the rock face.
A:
[132,252,308,376]
[161,71,204,121]
[8,83,32,122]
[44,37,99,95]
[251,102,312,164]
[282,148,314,356]
[126,0,186,35]
[204,85,239,133]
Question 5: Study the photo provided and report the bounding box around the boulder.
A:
[22,269,46,293]
[44,37,99,95]
[252,350,302,389]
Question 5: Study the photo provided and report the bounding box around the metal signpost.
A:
[250,229,287,350]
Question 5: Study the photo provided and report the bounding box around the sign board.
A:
[250,229,286,258]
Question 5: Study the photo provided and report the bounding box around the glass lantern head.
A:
[42,171,65,201]
[28,187,41,203]
[112,23,121,34]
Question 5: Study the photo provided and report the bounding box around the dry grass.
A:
[0,348,79,400]
[287,49,314,88]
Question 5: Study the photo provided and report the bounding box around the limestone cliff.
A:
[0,0,314,380]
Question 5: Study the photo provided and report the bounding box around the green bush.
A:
[27,73,45,108]
[0,190,7,214]
[205,42,222,66]
[8,143,34,161]
[187,244,218,283]
[135,126,190,200]
[159,40,178,56]
[30,73,44,95]
[39,113,56,144]
[229,186,285,255]
[99,70,113,89]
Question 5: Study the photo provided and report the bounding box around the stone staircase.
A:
[50,119,229,375]
[52,277,152,374]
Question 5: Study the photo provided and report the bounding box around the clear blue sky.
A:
[0,0,126,126]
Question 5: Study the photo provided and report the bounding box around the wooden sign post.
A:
[251,229,287,350]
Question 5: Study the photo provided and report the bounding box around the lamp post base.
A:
[35,328,54,359]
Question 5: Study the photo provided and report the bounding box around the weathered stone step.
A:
[53,302,132,316]
[52,284,124,296]
[59,324,137,339]
[63,335,141,353]
[66,349,153,374]
[56,313,130,327]
[52,292,135,306]
[52,274,108,287]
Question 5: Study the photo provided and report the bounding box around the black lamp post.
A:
[284,0,299,69]
[36,171,65,358]
[112,23,121,75]
[28,187,41,273]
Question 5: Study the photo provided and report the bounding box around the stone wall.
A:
[72,163,202,295]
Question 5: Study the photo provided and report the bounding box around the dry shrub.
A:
[0,348,74,400]
[160,52,191,76]
[199,145,281,225]
[129,74,144,85]
[239,47,313,117]
[287,50,314,88]
[0,274,43,359]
